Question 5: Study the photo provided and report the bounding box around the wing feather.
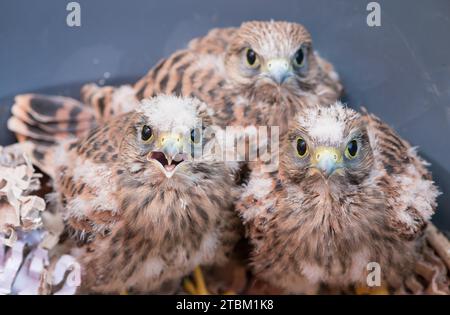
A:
[56,114,131,243]
[236,167,280,247]
[363,112,439,240]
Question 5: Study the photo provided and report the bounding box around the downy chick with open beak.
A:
[33,95,241,293]
[237,102,438,293]
[145,125,191,179]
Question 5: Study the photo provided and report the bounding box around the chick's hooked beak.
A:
[266,58,292,84]
[312,147,342,177]
[147,133,186,178]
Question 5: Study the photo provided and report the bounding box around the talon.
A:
[355,285,389,295]
[183,279,197,295]
[183,266,209,295]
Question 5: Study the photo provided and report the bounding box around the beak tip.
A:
[267,59,291,85]
[315,149,340,177]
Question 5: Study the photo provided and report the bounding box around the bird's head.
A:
[120,95,217,183]
[281,102,375,190]
[224,21,319,94]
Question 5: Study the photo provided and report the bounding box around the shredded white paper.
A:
[0,143,81,295]
[0,143,45,245]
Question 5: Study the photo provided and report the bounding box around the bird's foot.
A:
[183,266,209,295]
[355,285,389,295]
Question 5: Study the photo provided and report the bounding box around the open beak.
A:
[312,147,342,177]
[266,58,292,84]
[146,133,186,178]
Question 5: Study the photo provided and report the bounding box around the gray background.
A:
[1,0,449,230]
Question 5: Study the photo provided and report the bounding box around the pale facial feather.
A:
[138,95,203,132]
[297,102,360,145]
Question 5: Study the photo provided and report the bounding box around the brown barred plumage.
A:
[6,21,345,293]
[8,21,342,174]
[15,96,242,293]
[237,102,439,293]
[82,21,342,134]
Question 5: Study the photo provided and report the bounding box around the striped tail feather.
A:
[80,83,116,123]
[19,141,56,178]
[81,83,140,123]
[7,94,96,176]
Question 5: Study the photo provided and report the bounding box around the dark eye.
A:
[190,128,201,144]
[296,137,308,157]
[141,125,153,141]
[293,48,305,67]
[346,140,358,158]
[245,48,259,67]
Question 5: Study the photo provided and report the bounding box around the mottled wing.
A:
[55,113,133,243]
[134,52,226,103]
[80,27,239,127]
[8,94,96,143]
[187,27,236,54]
[80,84,140,123]
[130,28,236,122]
[363,111,439,240]
[236,167,280,248]
[7,94,97,176]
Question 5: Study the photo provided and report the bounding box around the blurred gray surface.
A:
[0,0,449,229]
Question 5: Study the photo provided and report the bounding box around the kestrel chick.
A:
[81,20,342,134]
[237,102,439,293]
[12,95,242,293]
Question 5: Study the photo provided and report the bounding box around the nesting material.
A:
[0,143,80,295]
[0,143,45,245]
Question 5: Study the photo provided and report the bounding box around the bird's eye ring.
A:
[296,137,308,157]
[190,128,201,144]
[293,47,305,67]
[345,140,358,159]
[245,48,260,68]
[141,125,153,142]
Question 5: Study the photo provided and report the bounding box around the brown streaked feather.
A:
[238,104,439,293]
[7,116,93,143]
[12,94,94,123]
[7,94,97,176]
[83,21,342,133]
[362,110,438,240]
[187,27,236,54]
[80,84,116,123]
[39,98,243,294]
